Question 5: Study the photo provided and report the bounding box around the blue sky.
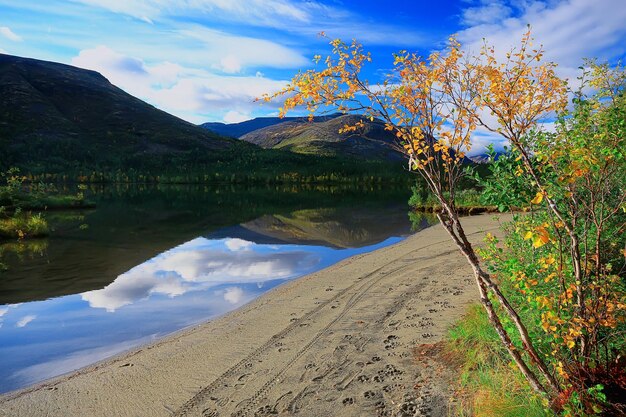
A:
[0,0,625,141]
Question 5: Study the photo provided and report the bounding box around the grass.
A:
[447,304,549,417]
[0,213,50,239]
[409,188,499,214]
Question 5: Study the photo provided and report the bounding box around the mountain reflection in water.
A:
[0,185,436,394]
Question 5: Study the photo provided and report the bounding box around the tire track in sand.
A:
[173,236,460,417]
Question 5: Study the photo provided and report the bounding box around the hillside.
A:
[0,54,237,171]
[237,114,404,161]
[201,114,341,138]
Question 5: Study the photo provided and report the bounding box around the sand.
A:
[0,213,511,417]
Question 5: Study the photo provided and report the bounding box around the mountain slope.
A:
[238,114,404,161]
[201,114,342,138]
[0,54,237,170]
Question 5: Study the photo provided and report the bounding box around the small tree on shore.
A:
[264,30,626,412]
[478,61,626,413]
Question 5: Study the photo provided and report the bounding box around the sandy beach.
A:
[0,213,510,417]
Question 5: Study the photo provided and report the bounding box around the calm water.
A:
[0,184,435,393]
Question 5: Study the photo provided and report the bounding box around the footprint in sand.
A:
[363,390,378,399]
[254,405,275,416]
[399,399,418,416]
[382,383,400,393]
[384,335,399,350]
[380,364,403,378]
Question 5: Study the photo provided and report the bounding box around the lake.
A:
[0,184,435,394]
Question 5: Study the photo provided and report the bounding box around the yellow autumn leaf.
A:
[533,236,549,248]
[531,226,551,248]
[530,192,544,204]
[544,273,556,283]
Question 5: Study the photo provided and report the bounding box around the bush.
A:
[0,212,49,239]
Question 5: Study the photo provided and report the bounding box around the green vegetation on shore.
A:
[448,305,548,417]
[0,168,93,242]
[0,212,49,240]
[10,144,411,186]
[408,187,498,214]
[444,68,626,415]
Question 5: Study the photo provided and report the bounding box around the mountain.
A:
[0,53,238,170]
[201,114,342,138]
[468,152,504,164]
[237,114,403,161]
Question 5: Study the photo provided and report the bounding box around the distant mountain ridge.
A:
[202,114,404,161]
[0,53,238,170]
[201,114,342,138]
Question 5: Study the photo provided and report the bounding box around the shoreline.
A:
[0,213,511,417]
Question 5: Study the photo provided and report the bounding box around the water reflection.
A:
[81,237,319,312]
[0,185,436,394]
[0,185,421,304]
[0,234,403,393]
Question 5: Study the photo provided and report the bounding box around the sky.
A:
[0,0,625,148]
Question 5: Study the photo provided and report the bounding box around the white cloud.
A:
[222,287,244,304]
[0,307,7,328]
[461,0,512,26]
[225,238,254,251]
[0,26,22,42]
[16,315,37,328]
[82,270,188,312]
[71,0,311,25]
[455,0,626,155]
[219,55,241,73]
[81,237,318,312]
[68,0,429,47]
[178,27,309,73]
[1,304,29,328]
[71,45,290,123]
[223,110,251,124]
[465,130,508,157]
[458,0,626,76]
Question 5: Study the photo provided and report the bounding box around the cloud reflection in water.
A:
[81,237,319,312]
[0,234,402,393]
